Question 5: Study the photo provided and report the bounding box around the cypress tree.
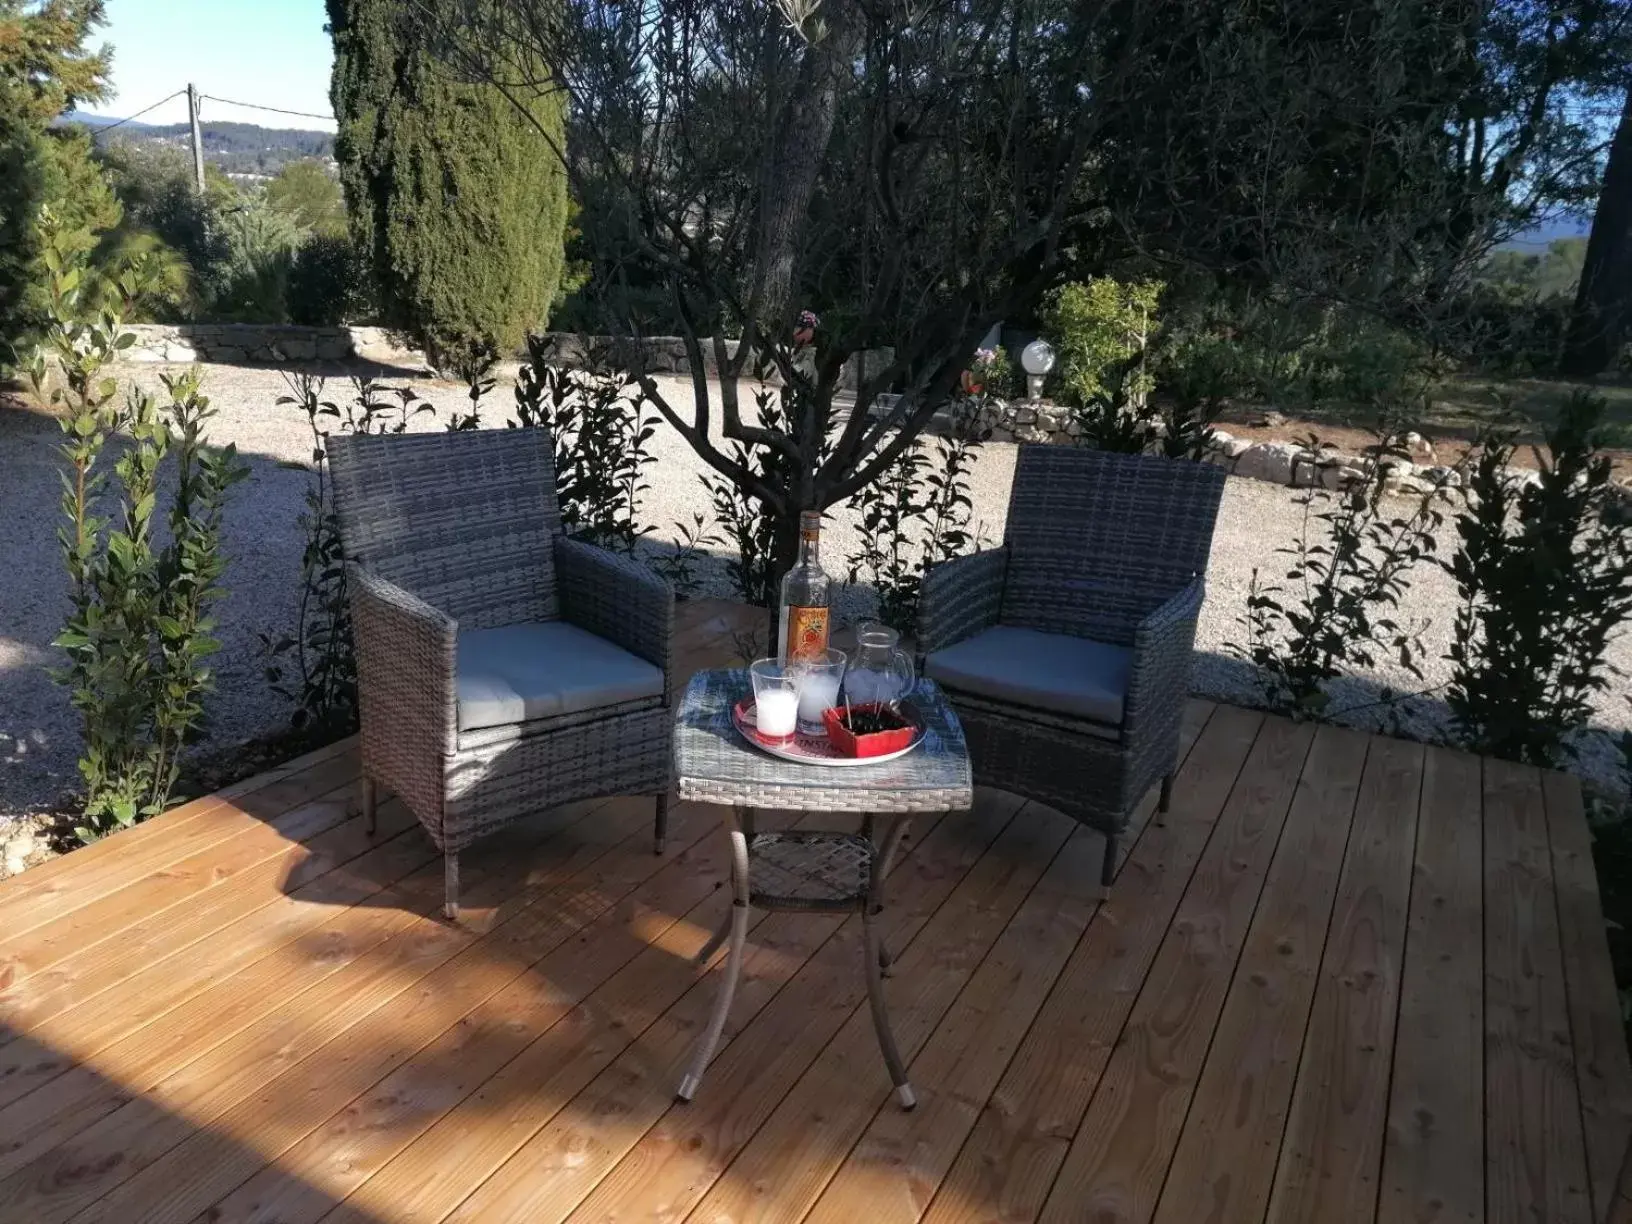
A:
[327,0,568,366]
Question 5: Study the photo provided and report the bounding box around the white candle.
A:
[796,673,842,729]
[756,688,799,738]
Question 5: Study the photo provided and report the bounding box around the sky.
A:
[82,0,337,132]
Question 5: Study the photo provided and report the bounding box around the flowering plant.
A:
[962,345,1011,397]
[793,309,820,348]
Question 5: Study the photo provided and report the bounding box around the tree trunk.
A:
[1561,89,1632,377]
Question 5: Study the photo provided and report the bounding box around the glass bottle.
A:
[777,510,831,665]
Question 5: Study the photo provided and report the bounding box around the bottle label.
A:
[784,605,830,662]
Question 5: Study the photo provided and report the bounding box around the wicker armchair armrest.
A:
[917,547,1009,657]
[555,537,675,691]
[348,563,459,752]
[1122,577,1205,737]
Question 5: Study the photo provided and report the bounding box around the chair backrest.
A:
[1000,446,1226,645]
[327,428,564,630]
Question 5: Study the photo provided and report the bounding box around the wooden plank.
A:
[1153,723,1369,1224]
[1265,734,1426,1224]
[73,802,716,1224]
[1038,715,1317,1224]
[421,794,1024,1224]
[0,748,360,943]
[800,826,1103,1224]
[795,704,1216,1224]
[302,809,887,1224]
[0,805,434,1117]
[1378,745,1485,1224]
[1543,768,1632,1220]
[186,810,848,1224]
[0,802,638,1224]
[1481,757,1594,1224]
[609,806,1077,1224]
[0,735,354,911]
[0,780,361,995]
[0,798,418,1039]
[915,704,1264,1224]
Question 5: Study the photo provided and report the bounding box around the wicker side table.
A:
[671,669,974,1109]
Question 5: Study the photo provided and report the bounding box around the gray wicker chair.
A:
[326,428,674,919]
[917,446,1225,897]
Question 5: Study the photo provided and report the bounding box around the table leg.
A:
[677,806,753,1103]
[864,813,915,1109]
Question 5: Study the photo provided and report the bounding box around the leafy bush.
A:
[1445,392,1632,765]
[846,404,988,631]
[32,217,248,839]
[286,233,372,326]
[261,375,434,736]
[203,198,303,322]
[1235,419,1451,718]
[1043,278,1164,406]
[512,335,658,554]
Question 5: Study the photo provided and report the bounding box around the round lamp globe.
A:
[1021,340,1056,376]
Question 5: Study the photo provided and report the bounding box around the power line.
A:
[81,90,187,133]
[198,94,333,123]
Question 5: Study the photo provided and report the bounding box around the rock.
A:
[281,337,318,362]
[162,341,199,363]
[1222,437,1253,459]
[1389,474,1437,497]
[1320,464,1366,490]
[1207,429,1235,449]
[1233,441,1303,485]
[1423,465,1462,489]
[988,426,1015,443]
[5,832,35,860]
[1255,409,1287,428]
[1290,458,1324,488]
[1204,449,1237,471]
[1012,406,1037,426]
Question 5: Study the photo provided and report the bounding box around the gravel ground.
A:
[2,361,1628,825]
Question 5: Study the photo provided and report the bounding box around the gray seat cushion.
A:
[457,621,664,733]
[924,625,1131,725]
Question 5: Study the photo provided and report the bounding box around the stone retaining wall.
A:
[122,324,381,365]
[121,325,891,390]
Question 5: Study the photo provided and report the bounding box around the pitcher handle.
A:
[892,648,916,699]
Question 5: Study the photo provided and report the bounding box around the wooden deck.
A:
[1,600,1628,1224]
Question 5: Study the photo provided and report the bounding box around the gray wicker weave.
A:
[918,446,1225,897]
[327,428,675,920]
[672,668,974,1109]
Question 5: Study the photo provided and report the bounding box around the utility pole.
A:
[187,83,206,194]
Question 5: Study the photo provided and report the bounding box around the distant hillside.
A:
[63,115,334,177]
[1501,213,1592,251]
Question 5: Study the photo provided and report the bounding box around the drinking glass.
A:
[792,647,847,736]
[749,659,800,741]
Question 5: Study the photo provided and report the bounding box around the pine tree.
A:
[327,0,568,367]
[0,0,111,364]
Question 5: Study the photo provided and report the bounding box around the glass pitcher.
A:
[843,623,916,708]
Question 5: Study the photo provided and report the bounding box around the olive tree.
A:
[420,0,1519,583]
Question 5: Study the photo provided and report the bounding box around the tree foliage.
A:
[0,0,110,361]
[328,0,569,366]
[416,0,1632,598]
[265,159,348,238]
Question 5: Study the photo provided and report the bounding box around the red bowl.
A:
[822,704,917,758]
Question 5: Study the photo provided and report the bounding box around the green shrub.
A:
[32,216,248,839]
[1042,278,1164,406]
[286,233,372,326]
[1445,392,1632,765]
[511,335,659,554]
[203,198,303,322]
[846,404,987,631]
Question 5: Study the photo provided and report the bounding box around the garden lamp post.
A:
[1021,340,1055,401]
